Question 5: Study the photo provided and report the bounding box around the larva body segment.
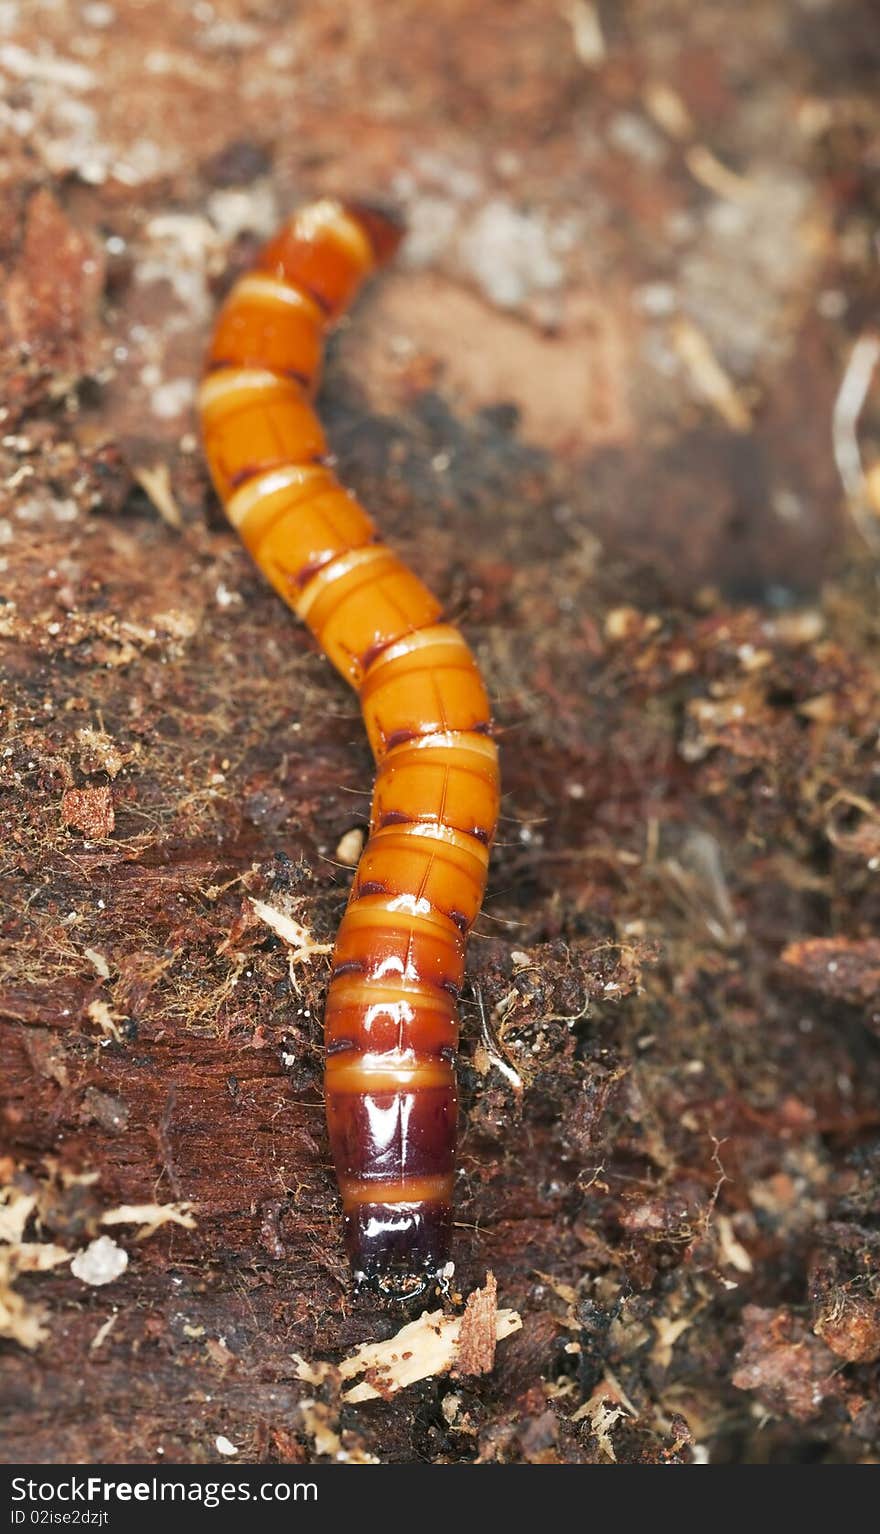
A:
[199,200,500,1287]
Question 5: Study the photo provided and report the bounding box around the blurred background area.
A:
[2,0,878,592]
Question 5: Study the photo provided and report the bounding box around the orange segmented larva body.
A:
[199,199,500,1288]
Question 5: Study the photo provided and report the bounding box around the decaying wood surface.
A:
[2,0,880,1465]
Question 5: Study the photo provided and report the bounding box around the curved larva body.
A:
[199,200,499,1287]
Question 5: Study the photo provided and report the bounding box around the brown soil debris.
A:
[781,937,880,1013]
[732,1306,842,1424]
[2,189,104,380]
[60,785,115,838]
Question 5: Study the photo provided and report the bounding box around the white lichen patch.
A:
[457,200,564,309]
[70,1235,128,1286]
[679,168,821,373]
[394,157,571,314]
[139,212,219,317]
[0,41,95,90]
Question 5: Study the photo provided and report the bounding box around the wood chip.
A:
[133,463,182,530]
[100,1200,196,1239]
[455,1271,500,1376]
[671,316,752,432]
[334,1280,521,1403]
[0,1189,37,1244]
[334,827,365,865]
[832,333,880,550]
[83,946,111,980]
[11,1242,71,1273]
[563,1,605,67]
[90,1312,119,1351]
[0,1253,48,1350]
[87,999,124,1041]
[684,145,754,202]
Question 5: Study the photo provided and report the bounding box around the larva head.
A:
[342,201,406,268]
[254,199,404,324]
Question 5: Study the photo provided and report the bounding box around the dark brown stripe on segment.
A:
[332,958,463,1000]
[290,551,352,591]
[383,721,492,751]
[358,617,444,675]
[326,1036,357,1056]
[332,958,368,978]
[206,358,312,390]
[375,807,492,853]
[343,1198,451,1280]
[378,809,414,828]
[289,534,384,593]
[384,727,422,750]
[291,278,332,317]
[281,366,314,388]
[228,463,266,489]
[359,634,398,672]
[228,451,329,490]
[344,890,469,944]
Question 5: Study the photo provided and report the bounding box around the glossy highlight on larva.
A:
[199,200,500,1290]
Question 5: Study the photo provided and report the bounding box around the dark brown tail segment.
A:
[344,1197,454,1280]
[343,201,406,267]
[325,1072,458,1281]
